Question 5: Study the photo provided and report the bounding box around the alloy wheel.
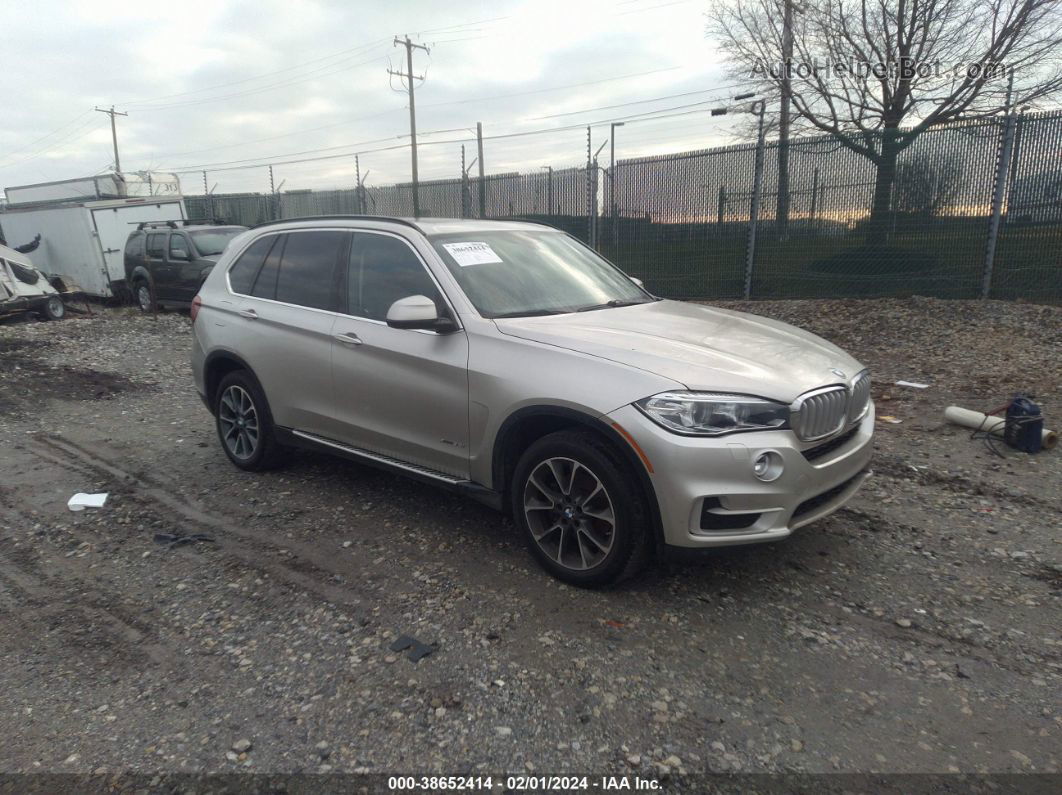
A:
[523,456,616,571]
[218,385,260,460]
[137,284,152,312]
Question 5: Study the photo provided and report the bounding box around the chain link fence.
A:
[186,109,1062,303]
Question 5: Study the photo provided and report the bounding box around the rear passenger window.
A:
[146,233,165,258]
[228,236,276,295]
[274,231,345,311]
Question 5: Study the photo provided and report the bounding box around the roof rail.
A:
[250,214,423,232]
[131,219,229,230]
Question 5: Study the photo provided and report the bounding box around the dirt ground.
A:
[0,299,1059,785]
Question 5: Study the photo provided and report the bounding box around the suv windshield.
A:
[429,230,652,318]
[189,228,245,256]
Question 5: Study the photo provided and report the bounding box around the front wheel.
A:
[511,430,651,586]
[40,295,65,321]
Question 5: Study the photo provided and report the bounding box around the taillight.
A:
[190,295,202,323]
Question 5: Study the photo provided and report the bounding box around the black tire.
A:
[134,279,155,313]
[40,295,65,321]
[213,370,288,471]
[511,429,652,587]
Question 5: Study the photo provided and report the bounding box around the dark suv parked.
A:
[124,221,247,311]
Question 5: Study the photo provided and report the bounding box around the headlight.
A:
[635,391,790,436]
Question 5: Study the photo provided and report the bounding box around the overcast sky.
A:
[0,0,748,196]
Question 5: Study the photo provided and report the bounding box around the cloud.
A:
[0,0,742,196]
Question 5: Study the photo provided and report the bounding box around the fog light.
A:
[752,451,783,482]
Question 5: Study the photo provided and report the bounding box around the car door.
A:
[145,232,176,300]
[166,232,200,302]
[225,230,346,437]
[330,230,470,479]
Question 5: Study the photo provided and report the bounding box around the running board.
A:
[284,429,504,511]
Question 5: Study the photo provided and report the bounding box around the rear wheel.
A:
[40,295,65,321]
[511,429,651,586]
[214,370,287,471]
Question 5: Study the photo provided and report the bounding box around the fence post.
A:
[744,102,766,300]
[585,127,593,245]
[808,167,819,230]
[269,165,278,220]
[460,146,468,219]
[476,122,486,218]
[983,112,1017,299]
[546,166,553,216]
[717,185,727,228]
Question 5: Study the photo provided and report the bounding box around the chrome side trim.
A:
[291,429,463,484]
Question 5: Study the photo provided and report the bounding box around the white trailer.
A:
[0,174,187,298]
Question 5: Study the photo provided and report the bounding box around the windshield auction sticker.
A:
[442,241,503,267]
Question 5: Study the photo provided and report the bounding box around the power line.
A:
[127,47,391,112]
[163,96,770,175]
[120,38,392,107]
[529,82,749,120]
[0,109,93,162]
[417,66,682,109]
[147,107,407,161]
[0,117,107,171]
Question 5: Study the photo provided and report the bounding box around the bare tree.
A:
[709,0,1062,240]
[894,151,965,216]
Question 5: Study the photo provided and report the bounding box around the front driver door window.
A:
[331,231,469,478]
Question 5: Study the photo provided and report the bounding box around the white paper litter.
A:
[442,241,503,267]
[895,380,929,389]
[68,492,108,511]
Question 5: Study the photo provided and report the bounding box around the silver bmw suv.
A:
[191,216,873,585]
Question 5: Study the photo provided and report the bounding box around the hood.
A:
[493,300,865,402]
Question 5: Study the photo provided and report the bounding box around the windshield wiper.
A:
[576,298,652,312]
[491,308,570,319]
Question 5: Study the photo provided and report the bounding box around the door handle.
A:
[237,308,258,319]
[334,331,363,346]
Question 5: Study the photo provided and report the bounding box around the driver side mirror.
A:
[170,250,189,261]
[386,295,457,333]
[630,276,645,288]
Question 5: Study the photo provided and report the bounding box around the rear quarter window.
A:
[227,235,276,295]
[125,234,145,259]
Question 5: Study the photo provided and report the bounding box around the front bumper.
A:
[606,402,875,548]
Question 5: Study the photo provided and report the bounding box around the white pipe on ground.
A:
[944,406,1057,450]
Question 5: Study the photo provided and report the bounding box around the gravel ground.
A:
[0,299,1059,785]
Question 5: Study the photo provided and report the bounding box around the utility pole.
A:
[388,35,429,217]
[983,69,1017,300]
[94,105,128,173]
[745,100,767,300]
[777,0,796,237]
[355,154,363,213]
[476,122,486,219]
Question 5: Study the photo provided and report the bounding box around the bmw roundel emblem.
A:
[830,368,847,379]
